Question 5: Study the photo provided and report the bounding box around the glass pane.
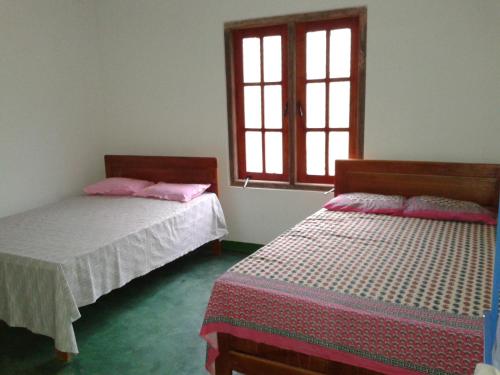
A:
[306,83,325,128]
[306,132,325,176]
[329,28,351,78]
[306,31,326,79]
[328,132,349,175]
[243,37,261,83]
[265,132,283,174]
[263,36,281,82]
[264,85,282,129]
[245,131,263,173]
[329,82,350,128]
[244,86,262,129]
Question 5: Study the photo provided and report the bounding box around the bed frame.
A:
[104,154,222,255]
[56,155,222,362]
[215,159,500,375]
[104,155,220,196]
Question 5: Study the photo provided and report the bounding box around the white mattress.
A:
[0,193,228,353]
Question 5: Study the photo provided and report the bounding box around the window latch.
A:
[323,186,335,195]
[297,101,304,117]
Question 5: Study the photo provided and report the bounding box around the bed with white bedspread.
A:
[0,193,227,354]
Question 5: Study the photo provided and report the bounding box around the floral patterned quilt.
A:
[201,209,496,375]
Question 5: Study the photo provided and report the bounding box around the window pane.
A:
[306,132,325,176]
[244,86,262,129]
[265,132,283,174]
[263,36,281,82]
[306,83,325,128]
[243,37,261,83]
[306,31,326,79]
[329,82,350,128]
[245,131,263,173]
[329,28,351,78]
[328,132,349,175]
[264,85,282,129]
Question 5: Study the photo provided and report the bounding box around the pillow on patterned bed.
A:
[403,195,497,225]
[323,193,406,215]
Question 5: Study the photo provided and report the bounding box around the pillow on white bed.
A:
[324,193,406,215]
[84,177,154,196]
[134,182,210,202]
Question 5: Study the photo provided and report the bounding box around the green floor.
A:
[0,248,246,375]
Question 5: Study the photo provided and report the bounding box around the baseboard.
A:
[222,240,262,254]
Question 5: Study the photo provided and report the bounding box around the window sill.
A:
[231,178,334,193]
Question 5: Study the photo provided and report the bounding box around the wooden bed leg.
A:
[55,349,71,362]
[215,333,232,375]
[211,240,222,256]
[215,358,232,375]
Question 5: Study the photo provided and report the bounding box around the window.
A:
[232,25,289,182]
[226,8,366,189]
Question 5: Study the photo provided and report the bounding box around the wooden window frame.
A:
[233,25,289,182]
[225,7,367,191]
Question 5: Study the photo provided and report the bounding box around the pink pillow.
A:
[324,193,405,215]
[84,177,153,196]
[135,182,211,202]
[403,196,497,225]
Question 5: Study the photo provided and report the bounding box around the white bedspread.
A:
[0,193,228,353]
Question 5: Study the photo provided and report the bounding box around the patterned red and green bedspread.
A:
[200,209,496,375]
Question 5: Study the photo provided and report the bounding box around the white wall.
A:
[95,0,500,244]
[0,0,104,217]
[2,1,499,244]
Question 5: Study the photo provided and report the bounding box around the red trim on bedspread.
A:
[200,272,483,375]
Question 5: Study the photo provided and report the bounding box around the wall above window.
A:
[225,7,367,190]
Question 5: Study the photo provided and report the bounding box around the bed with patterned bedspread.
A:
[200,209,495,375]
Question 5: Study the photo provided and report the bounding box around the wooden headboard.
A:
[105,155,219,196]
[335,160,500,208]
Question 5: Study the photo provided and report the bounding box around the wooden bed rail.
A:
[216,333,380,375]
